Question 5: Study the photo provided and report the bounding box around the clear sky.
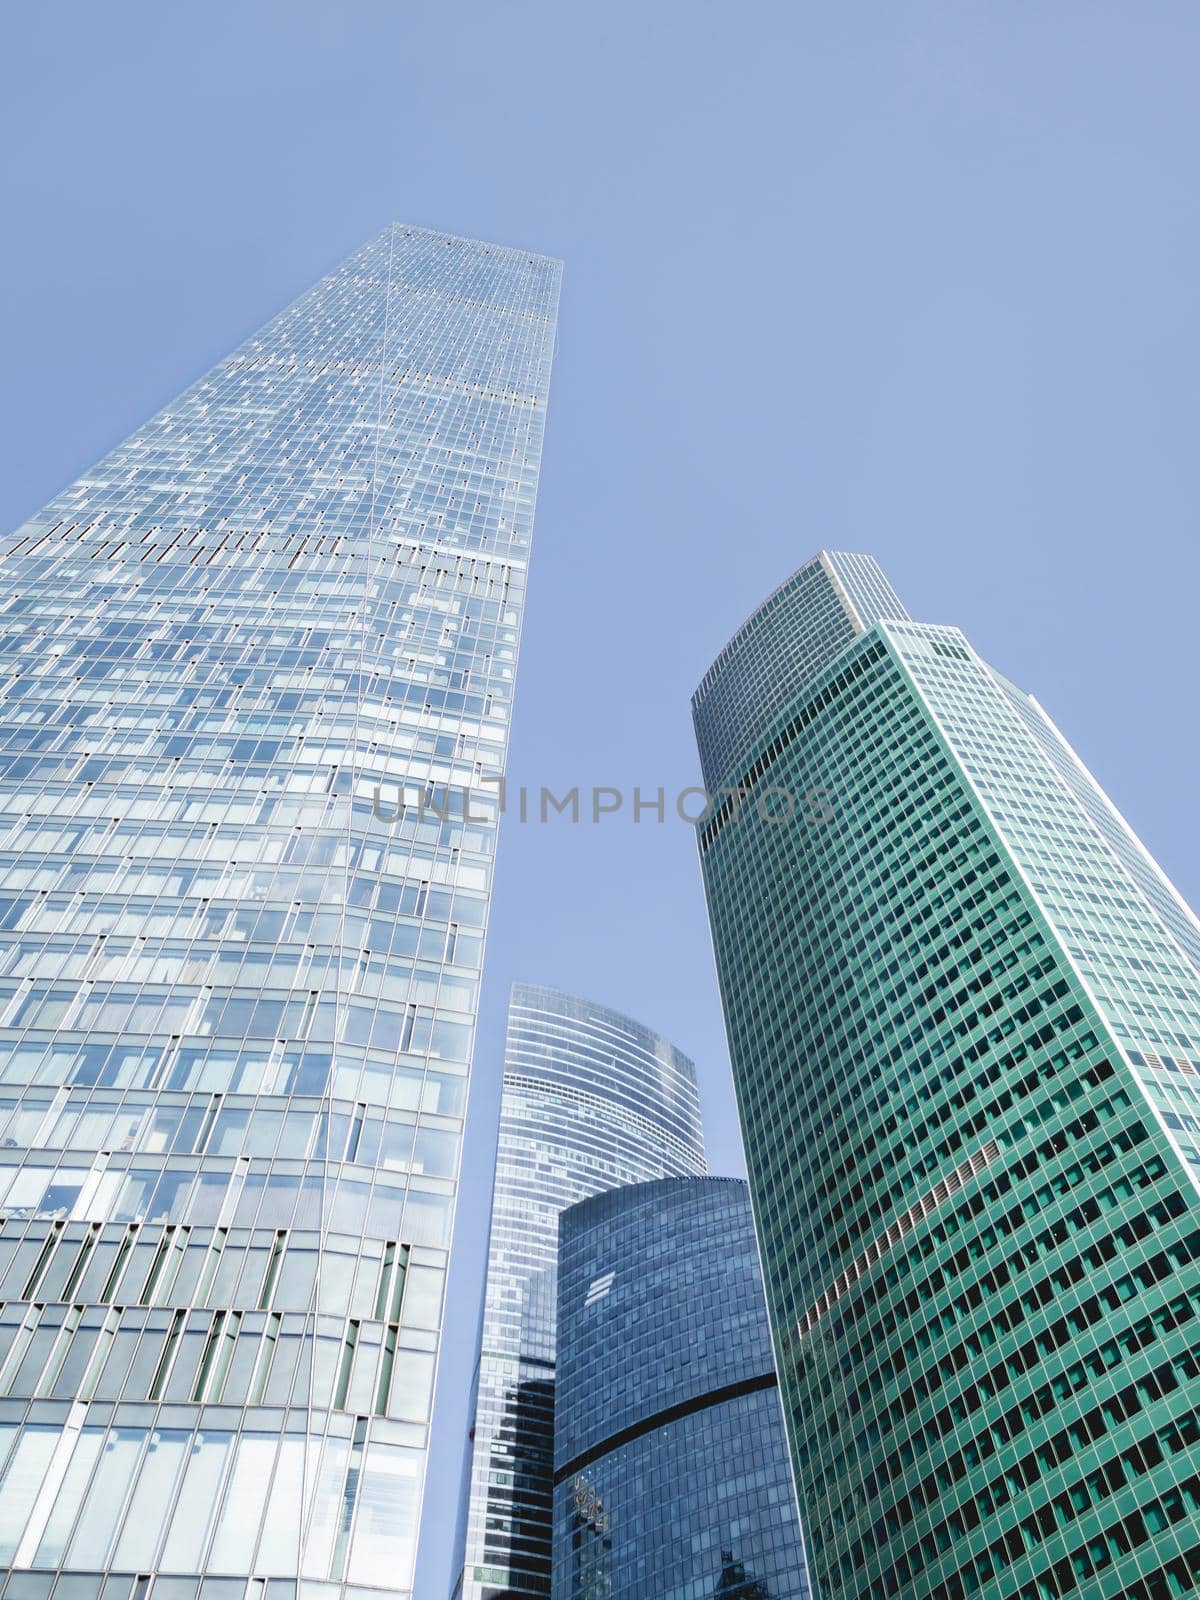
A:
[3,5,1199,1591]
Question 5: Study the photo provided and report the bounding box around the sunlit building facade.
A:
[553,1177,810,1599]
[0,225,560,1599]
[696,551,1200,1599]
[453,983,705,1599]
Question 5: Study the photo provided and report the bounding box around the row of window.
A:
[0,1412,419,1584]
[0,1091,451,1173]
[0,1298,432,1420]
[0,1037,467,1115]
[0,1222,442,1321]
[802,1113,1158,1518]
[0,1157,453,1247]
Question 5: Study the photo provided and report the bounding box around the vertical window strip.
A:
[0,1305,41,1395]
[249,1311,281,1405]
[209,1310,241,1402]
[100,1224,137,1302]
[259,1229,287,1309]
[196,1226,227,1302]
[334,1321,359,1410]
[38,1304,84,1394]
[148,1308,184,1400]
[60,1225,98,1302]
[192,1310,226,1402]
[329,1417,367,1580]
[21,1223,64,1300]
[139,1226,174,1304]
[375,1324,397,1416]
[78,1307,119,1401]
[374,1241,396,1320]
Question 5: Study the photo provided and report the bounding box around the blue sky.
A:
[3,4,1199,1589]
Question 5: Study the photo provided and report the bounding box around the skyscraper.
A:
[695,551,1200,1600]
[553,1177,810,1599]
[0,224,560,1598]
[453,983,705,1599]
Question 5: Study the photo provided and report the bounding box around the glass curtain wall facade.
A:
[0,225,560,1600]
[453,983,705,1600]
[553,1177,810,1599]
[696,551,1200,1600]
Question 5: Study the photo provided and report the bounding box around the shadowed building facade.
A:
[452,983,705,1599]
[696,551,1200,1599]
[553,1177,810,1598]
[0,224,560,1598]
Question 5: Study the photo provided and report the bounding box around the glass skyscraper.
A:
[696,551,1200,1600]
[0,224,560,1599]
[553,1177,810,1599]
[453,983,705,1600]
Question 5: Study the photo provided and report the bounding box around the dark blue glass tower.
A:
[553,1178,809,1598]
[453,984,704,1599]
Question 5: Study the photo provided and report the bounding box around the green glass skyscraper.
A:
[695,551,1200,1600]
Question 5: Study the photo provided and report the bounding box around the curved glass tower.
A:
[696,551,1200,1600]
[453,983,705,1599]
[0,225,560,1598]
[553,1177,810,1599]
